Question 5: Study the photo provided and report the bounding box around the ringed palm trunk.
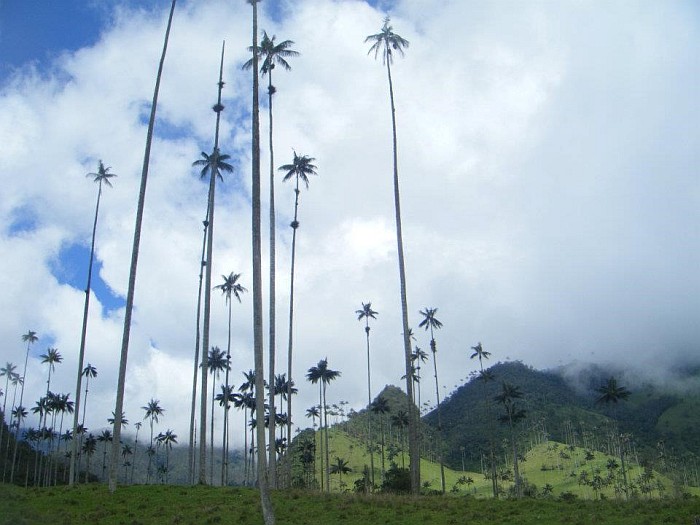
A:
[221,305,232,486]
[189,212,209,484]
[267,65,278,489]
[109,0,176,493]
[285,176,300,461]
[250,1,275,522]
[364,324,375,488]
[10,341,33,483]
[209,370,218,484]
[69,179,103,486]
[386,50,419,494]
[199,41,226,486]
[323,383,331,493]
[430,335,446,494]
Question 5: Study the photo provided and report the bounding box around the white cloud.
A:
[1,0,698,459]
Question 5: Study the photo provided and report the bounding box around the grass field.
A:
[2,483,699,525]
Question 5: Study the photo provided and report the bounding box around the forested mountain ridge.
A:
[421,360,700,473]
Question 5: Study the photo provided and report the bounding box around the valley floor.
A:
[2,483,699,525]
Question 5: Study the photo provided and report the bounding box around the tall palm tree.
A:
[131,421,142,484]
[82,433,97,483]
[596,377,631,499]
[71,161,116,486]
[121,444,132,483]
[244,33,299,487]
[214,272,246,484]
[495,382,526,497]
[194,42,232,487]
[72,363,96,485]
[410,346,428,407]
[0,362,16,448]
[306,358,340,492]
[141,399,164,483]
[248,2,275,521]
[280,151,318,448]
[470,342,498,497]
[97,429,113,481]
[207,346,228,485]
[40,348,62,395]
[110,0,177,493]
[419,307,445,493]
[11,331,37,481]
[157,429,177,483]
[355,302,378,487]
[370,395,390,480]
[330,456,352,488]
[365,17,417,494]
[215,384,237,485]
[188,212,209,484]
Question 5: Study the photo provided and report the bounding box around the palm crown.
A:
[141,399,164,423]
[365,16,410,65]
[356,302,378,322]
[87,160,117,187]
[22,330,38,345]
[40,348,62,371]
[193,148,233,182]
[279,151,317,188]
[215,272,247,304]
[306,358,341,385]
[243,31,299,75]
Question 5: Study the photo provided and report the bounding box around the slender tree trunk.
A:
[267,68,278,489]
[70,181,102,486]
[210,371,217,485]
[318,385,323,491]
[189,214,209,484]
[509,416,521,497]
[430,336,446,494]
[286,177,300,459]
[221,303,232,486]
[10,342,32,483]
[250,2,275,522]
[199,41,226,486]
[386,55,419,495]
[323,383,330,493]
[109,0,176,493]
[364,324,375,489]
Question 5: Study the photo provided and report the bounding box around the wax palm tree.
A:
[419,307,445,493]
[188,212,209,484]
[596,377,631,499]
[470,342,498,497]
[495,382,526,497]
[157,429,177,483]
[11,331,37,482]
[330,456,352,489]
[97,429,113,481]
[194,43,232,487]
[83,433,97,483]
[216,384,237,485]
[40,348,62,395]
[72,363,97,484]
[121,444,132,483]
[109,0,176,493]
[370,395,390,480]
[71,160,116,486]
[50,393,73,485]
[0,362,16,468]
[207,346,228,485]
[391,410,409,468]
[131,421,142,484]
[366,16,416,493]
[306,358,341,492]
[356,302,378,487]
[247,2,274,522]
[279,151,318,450]
[244,32,299,487]
[214,271,246,484]
[142,399,164,484]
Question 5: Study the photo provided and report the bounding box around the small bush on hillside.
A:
[381,466,411,494]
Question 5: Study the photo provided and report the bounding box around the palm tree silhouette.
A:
[72,363,97,483]
[71,160,116,485]
[365,16,417,494]
[306,358,341,492]
[97,429,113,481]
[330,456,352,489]
[280,151,318,448]
[244,32,299,487]
[82,433,97,483]
[13,330,38,483]
[370,395,390,480]
[109,0,176,493]
[596,376,631,499]
[495,382,526,497]
[157,429,177,483]
[207,346,228,485]
[215,384,237,485]
[356,301,378,487]
[470,342,497,497]
[0,362,17,450]
[419,307,445,493]
[141,399,164,484]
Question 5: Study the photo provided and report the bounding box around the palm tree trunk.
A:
[430,337,446,494]
[267,68,278,489]
[318,385,323,491]
[221,304,231,486]
[386,56,419,495]
[210,372,217,485]
[109,0,176,493]
[70,181,102,486]
[250,1,275,522]
[323,383,330,493]
[10,342,32,483]
[189,214,209,484]
[286,177,300,460]
[509,416,521,497]
[365,324,375,489]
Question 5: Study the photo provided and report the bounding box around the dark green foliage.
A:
[381,465,411,494]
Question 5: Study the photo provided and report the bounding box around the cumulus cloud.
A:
[1,0,698,452]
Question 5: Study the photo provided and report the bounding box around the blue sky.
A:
[1,0,698,449]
